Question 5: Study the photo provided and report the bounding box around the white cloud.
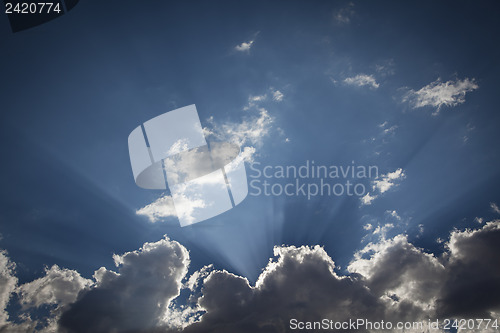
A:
[2,218,500,332]
[0,251,17,327]
[402,78,478,113]
[137,92,277,224]
[205,107,273,153]
[372,223,395,239]
[491,202,500,215]
[361,192,376,205]
[235,40,254,52]
[17,265,91,309]
[386,210,401,220]
[177,220,500,332]
[243,94,266,111]
[349,234,446,313]
[383,125,398,135]
[361,168,406,206]
[373,168,405,194]
[344,74,380,89]
[271,89,284,102]
[136,195,178,222]
[0,253,90,332]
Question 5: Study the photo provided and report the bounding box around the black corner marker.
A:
[63,0,78,11]
[5,0,80,33]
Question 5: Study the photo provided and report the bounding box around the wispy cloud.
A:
[373,168,405,194]
[402,77,478,114]
[386,210,402,221]
[491,202,500,215]
[136,193,199,223]
[2,219,500,331]
[361,168,406,205]
[374,59,396,76]
[333,2,355,24]
[271,89,284,102]
[463,122,476,143]
[234,32,260,52]
[137,91,279,224]
[344,74,380,89]
[234,40,254,52]
[361,192,376,205]
[379,121,398,136]
[0,251,17,327]
[205,108,273,153]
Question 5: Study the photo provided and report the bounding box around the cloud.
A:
[0,251,17,327]
[373,168,405,194]
[402,78,478,113]
[491,202,500,215]
[136,92,277,224]
[349,234,446,315]
[181,220,500,332]
[235,39,255,52]
[386,210,401,221]
[59,236,190,333]
[181,245,388,333]
[437,221,500,318]
[136,195,178,222]
[344,74,380,89]
[0,254,90,332]
[361,192,376,205]
[333,2,355,24]
[1,219,500,332]
[271,89,284,102]
[204,108,273,154]
[361,168,406,205]
[382,125,398,136]
[17,265,92,309]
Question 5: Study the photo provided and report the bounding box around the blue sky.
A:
[1,1,500,332]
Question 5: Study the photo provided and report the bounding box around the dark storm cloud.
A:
[436,221,500,318]
[181,245,386,333]
[1,221,499,332]
[178,221,500,333]
[59,237,189,333]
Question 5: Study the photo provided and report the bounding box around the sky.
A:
[1,1,500,332]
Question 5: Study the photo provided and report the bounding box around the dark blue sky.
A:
[1,0,500,290]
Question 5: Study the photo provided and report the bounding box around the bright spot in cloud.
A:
[361,168,406,206]
[235,40,254,52]
[402,77,478,113]
[343,74,380,89]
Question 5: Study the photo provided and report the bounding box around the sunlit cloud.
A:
[361,168,406,206]
[271,89,284,102]
[344,74,380,89]
[373,168,405,194]
[234,32,260,53]
[1,218,499,332]
[402,77,478,114]
[491,202,500,215]
[0,251,17,327]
